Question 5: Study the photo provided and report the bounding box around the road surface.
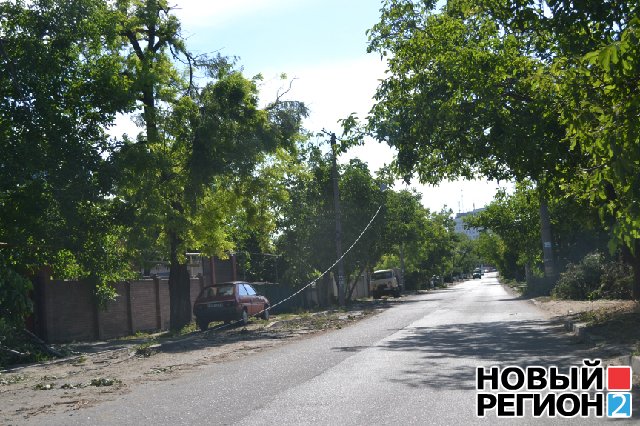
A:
[36,273,638,425]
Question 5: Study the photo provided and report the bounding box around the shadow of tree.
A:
[377,319,598,391]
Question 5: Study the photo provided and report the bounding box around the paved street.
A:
[36,273,638,425]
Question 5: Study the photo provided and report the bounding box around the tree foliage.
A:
[111,0,307,328]
[366,0,571,185]
[0,0,135,300]
[366,0,640,298]
[466,182,541,280]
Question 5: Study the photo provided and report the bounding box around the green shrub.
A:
[552,252,633,300]
[552,252,604,300]
[0,260,33,328]
[0,256,38,368]
[591,261,633,299]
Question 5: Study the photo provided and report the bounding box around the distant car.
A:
[472,269,482,279]
[193,281,270,330]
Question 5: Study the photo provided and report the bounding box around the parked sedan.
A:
[193,281,270,330]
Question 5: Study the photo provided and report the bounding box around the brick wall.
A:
[44,280,96,342]
[35,277,204,343]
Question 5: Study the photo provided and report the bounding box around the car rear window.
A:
[372,271,393,280]
[202,284,235,298]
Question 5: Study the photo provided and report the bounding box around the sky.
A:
[119,0,512,213]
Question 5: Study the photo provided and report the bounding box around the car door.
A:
[244,284,260,315]
[237,283,251,313]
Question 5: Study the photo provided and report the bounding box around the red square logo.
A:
[607,366,632,391]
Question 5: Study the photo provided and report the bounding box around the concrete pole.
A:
[539,195,556,279]
[330,133,345,306]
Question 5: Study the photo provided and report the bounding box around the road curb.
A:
[564,317,640,384]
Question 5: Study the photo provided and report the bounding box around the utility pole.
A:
[539,196,556,279]
[330,132,345,306]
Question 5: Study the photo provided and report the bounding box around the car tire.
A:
[261,304,270,321]
[373,292,381,300]
[393,289,401,298]
[240,309,248,326]
[197,318,209,331]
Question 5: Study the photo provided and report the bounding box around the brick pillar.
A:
[154,276,162,330]
[231,254,237,281]
[126,281,133,335]
[33,267,52,342]
[210,257,216,285]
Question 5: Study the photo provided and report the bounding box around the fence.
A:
[30,273,346,343]
[32,272,203,343]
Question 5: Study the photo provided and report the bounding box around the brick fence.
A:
[33,273,204,343]
[30,263,368,343]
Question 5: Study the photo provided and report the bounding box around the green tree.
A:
[451,234,480,279]
[276,148,386,302]
[546,2,640,297]
[378,190,457,288]
[112,0,307,329]
[0,0,134,301]
[453,0,640,296]
[364,0,589,278]
[466,182,542,281]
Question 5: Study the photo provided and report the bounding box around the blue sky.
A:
[150,0,511,213]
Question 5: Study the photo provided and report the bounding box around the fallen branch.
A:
[21,329,63,358]
[0,344,29,358]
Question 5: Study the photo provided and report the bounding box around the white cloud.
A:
[172,0,297,28]
[256,54,387,134]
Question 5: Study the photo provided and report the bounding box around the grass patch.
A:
[578,309,611,325]
[89,377,121,387]
[0,373,28,386]
[134,340,159,357]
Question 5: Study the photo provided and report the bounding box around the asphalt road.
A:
[37,273,638,425]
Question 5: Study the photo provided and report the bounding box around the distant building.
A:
[454,208,485,240]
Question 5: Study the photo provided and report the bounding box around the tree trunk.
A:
[168,232,192,331]
[525,263,532,285]
[346,265,366,302]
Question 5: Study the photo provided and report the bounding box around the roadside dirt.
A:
[2,289,639,424]
[0,306,381,424]
[531,297,640,347]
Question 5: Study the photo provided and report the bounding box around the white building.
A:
[454,208,484,240]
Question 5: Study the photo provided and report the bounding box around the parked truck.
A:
[370,268,402,299]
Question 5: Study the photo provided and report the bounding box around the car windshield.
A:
[202,284,235,298]
[372,271,393,280]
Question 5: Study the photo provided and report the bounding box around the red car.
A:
[193,281,270,330]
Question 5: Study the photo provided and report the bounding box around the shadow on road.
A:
[380,319,596,391]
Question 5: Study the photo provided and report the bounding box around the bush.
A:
[552,252,633,300]
[0,259,32,328]
[592,261,633,299]
[0,256,37,368]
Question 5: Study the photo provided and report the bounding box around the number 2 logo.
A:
[608,393,632,418]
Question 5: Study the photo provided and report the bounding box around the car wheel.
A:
[240,309,248,326]
[393,289,401,298]
[197,318,209,331]
[373,292,381,300]
[261,304,270,320]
